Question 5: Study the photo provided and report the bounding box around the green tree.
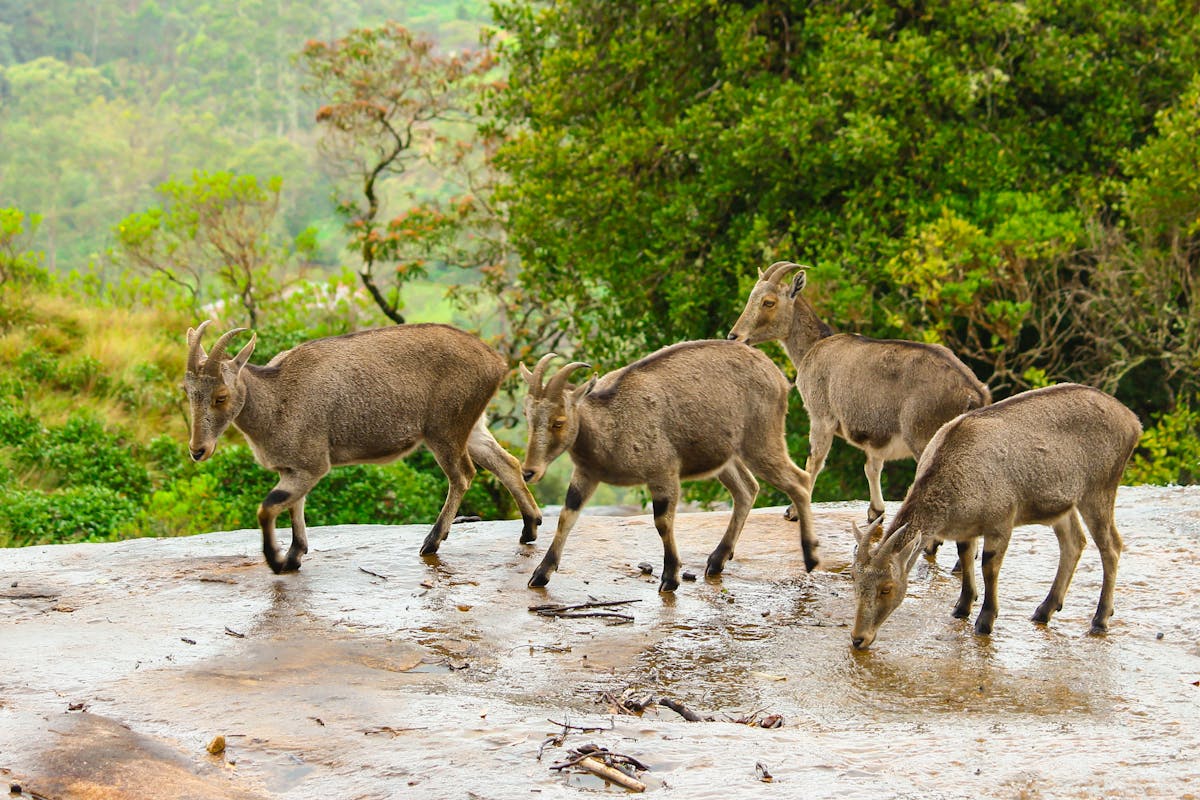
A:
[486,0,1200,496]
[300,22,497,323]
[489,0,1199,372]
[112,171,317,327]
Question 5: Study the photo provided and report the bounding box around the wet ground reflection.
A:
[1,486,1197,798]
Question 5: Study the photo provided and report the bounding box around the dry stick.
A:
[528,599,641,613]
[547,611,634,624]
[530,599,640,625]
[549,748,652,791]
[358,566,389,580]
[547,718,612,733]
[660,698,710,722]
[577,756,646,793]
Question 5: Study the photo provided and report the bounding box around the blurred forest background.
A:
[1,0,1198,547]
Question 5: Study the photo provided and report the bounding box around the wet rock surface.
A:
[2,485,1199,798]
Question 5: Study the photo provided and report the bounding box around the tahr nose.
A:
[726,332,738,340]
[851,636,866,649]
[522,469,536,482]
[190,447,208,462]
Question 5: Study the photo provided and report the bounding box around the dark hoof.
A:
[528,571,550,589]
[658,577,680,593]
[782,504,799,522]
[1088,621,1109,636]
[803,551,820,573]
[952,606,971,620]
[973,620,994,636]
[519,515,539,544]
[867,507,885,525]
[264,549,292,574]
[419,533,442,556]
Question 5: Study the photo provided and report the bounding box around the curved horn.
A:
[877,522,911,558]
[528,352,558,391]
[186,320,213,374]
[545,361,591,397]
[204,327,249,370]
[760,260,805,284]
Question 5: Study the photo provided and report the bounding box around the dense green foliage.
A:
[489,0,1200,501]
[1,1,1198,547]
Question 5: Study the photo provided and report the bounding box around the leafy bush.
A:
[0,401,41,445]
[0,485,139,547]
[305,462,445,526]
[252,270,387,362]
[1127,400,1200,486]
[137,441,516,537]
[15,413,150,497]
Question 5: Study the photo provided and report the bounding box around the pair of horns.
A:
[759,260,810,284]
[522,353,591,397]
[852,519,910,566]
[186,320,250,374]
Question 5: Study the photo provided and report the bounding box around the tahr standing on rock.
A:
[519,341,819,592]
[728,261,990,526]
[849,383,1141,650]
[183,321,542,572]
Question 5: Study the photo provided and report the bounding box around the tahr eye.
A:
[762,299,776,309]
[879,586,892,596]
[214,395,228,406]
[550,419,565,430]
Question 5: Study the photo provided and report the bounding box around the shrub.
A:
[16,413,150,497]
[1127,400,1200,485]
[0,401,40,445]
[305,462,445,525]
[0,485,139,547]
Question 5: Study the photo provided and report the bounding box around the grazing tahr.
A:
[850,383,1141,650]
[519,341,819,592]
[728,261,991,525]
[183,321,542,572]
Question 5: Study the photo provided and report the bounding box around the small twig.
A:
[362,726,427,737]
[529,599,641,613]
[547,718,613,734]
[660,698,712,722]
[223,626,245,639]
[530,599,640,625]
[358,566,389,580]
[548,611,635,624]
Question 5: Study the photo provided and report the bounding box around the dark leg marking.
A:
[652,498,668,518]
[565,486,585,512]
[264,489,291,508]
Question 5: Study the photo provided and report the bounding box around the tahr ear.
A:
[233,332,256,371]
[572,375,597,398]
[789,269,808,298]
[899,532,925,571]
